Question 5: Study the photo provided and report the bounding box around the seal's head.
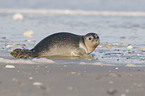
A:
[84,33,100,54]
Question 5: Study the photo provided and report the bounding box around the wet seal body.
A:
[11,32,100,58]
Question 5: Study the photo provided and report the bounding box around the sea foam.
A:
[0,58,55,64]
[0,9,145,17]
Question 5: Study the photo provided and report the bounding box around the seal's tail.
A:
[10,49,36,58]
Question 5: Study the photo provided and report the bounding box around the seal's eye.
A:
[89,37,92,40]
[94,35,99,39]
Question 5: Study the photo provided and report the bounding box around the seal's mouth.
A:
[90,41,99,48]
[91,39,100,48]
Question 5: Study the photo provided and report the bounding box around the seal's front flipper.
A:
[79,54,94,59]
[71,50,94,59]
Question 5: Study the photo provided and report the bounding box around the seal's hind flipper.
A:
[10,49,36,58]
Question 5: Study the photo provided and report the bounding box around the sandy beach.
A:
[0,64,145,96]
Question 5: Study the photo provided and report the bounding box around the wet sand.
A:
[0,63,145,96]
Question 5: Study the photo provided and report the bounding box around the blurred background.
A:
[0,0,145,11]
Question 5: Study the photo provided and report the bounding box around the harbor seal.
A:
[11,32,100,58]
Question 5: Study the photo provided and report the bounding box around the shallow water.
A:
[0,11,145,66]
